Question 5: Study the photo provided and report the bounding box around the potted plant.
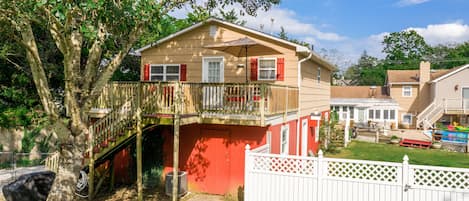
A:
[431,141,442,149]
[390,135,400,144]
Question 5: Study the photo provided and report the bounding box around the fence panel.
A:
[245,147,469,201]
[405,164,469,201]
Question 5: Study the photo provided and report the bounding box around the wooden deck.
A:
[90,82,299,126]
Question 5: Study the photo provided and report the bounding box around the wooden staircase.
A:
[416,101,444,130]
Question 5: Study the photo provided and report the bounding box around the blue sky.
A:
[171,0,469,69]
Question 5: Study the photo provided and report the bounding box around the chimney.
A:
[369,86,377,98]
[419,61,431,91]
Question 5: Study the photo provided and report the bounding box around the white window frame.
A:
[202,56,224,82]
[402,113,413,125]
[258,57,277,81]
[315,122,320,143]
[149,64,180,81]
[280,124,289,155]
[402,86,412,97]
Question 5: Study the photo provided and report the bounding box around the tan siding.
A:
[299,60,331,116]
[390,85,419,126]
[141,22,298,86]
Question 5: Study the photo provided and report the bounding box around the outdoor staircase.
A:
[416,101,445,130]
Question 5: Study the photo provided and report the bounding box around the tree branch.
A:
[42,6,67,54]
[81,23,144,112]
[81,22,106,98]
[18,19,59,119]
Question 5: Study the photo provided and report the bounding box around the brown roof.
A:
[386,69,451,84]
[331,86,390,99]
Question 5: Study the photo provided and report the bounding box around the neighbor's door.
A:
[202,57,224,110]
[358,109,365,124]
[462,87,469,111]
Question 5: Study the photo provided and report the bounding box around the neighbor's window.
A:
[150,64,180,81]
[369,109,374,120]
[402,86,412,97]
[402,114,412,125]
[383,110,389,120]
[375,109,381,120]
[390,110,396,120]
[280,125,289,155]
[258,58,276,80]
[349,107,354,119]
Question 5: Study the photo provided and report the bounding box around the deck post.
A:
[136,82,143,201]
[260,84,266,126]
[88,127,95,200]
[172,82,182,201]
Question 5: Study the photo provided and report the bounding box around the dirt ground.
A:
[95,186,224,201]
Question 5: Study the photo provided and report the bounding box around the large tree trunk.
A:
[47,129,86,201]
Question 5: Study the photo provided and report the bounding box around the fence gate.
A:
[244,145,469,201]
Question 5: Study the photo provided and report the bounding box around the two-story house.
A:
[87,18,335,196]
[331,61,469,130]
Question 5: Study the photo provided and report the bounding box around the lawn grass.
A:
[325,141,469,168]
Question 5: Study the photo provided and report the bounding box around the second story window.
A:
[402,86,412,97]
[258,58,277,80]
[150,64,180,81]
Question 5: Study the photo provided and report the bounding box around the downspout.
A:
[296,51,313,156]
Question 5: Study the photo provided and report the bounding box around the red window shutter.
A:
[143,64,150,81]
[180,64,187,81]
[277,58,285,81]
[250,58,258,81]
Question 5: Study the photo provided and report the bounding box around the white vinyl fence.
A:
[244,145,469,201]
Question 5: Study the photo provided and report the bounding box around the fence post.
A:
[317,150,324,201]
[402,155,409,201]
[244,144,251,201]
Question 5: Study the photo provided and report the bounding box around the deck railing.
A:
[444,98,469,113]
[92,82,299,118]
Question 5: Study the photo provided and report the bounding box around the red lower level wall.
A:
[159,110,329,195]
[161,124,267,195]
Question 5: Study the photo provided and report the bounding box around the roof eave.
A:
[431,64,469,83]
[135,17,305,55]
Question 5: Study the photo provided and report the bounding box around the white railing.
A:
[244,145,469,201]
[445,98,469,113]
[417,101,444,129]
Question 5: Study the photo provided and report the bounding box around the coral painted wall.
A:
[161,124,267,195]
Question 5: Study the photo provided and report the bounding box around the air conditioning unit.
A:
[165,171,188,197]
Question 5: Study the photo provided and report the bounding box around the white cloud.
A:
[240,7,346,42]
[169,4,346,42]
[396,0,430,7]
[406,22,469,45]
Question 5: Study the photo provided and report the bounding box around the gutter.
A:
[296,51,313,156]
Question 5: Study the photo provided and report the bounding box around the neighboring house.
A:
[331,86,399,128]
[385,61,469,129]
[133,18,335,195]
[333,77,352,86]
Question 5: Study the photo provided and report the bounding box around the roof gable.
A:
[135,18,308,54]
[431,64,469,83]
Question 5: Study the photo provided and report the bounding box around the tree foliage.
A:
[0,0,279,199]
[347,30,469,86]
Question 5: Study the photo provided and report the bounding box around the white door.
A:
[358,109,365,123]
[301,119,308,156]
[202,57,224,110]
[462,87,469,111]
